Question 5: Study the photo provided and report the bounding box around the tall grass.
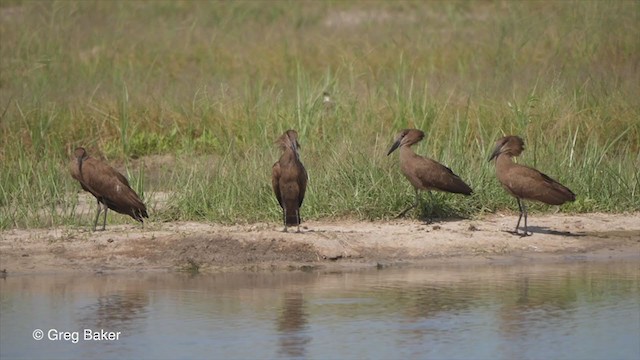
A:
[1,1,638,229]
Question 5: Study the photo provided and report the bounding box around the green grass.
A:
[1,1,638,229]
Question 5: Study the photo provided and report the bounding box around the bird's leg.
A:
[395,188,420,218]
[92,199,102,232]
[514,198,523,234]
[522,201,531,236]
[282,208,288,233]
[426,191,436,223]
[101,204,108,231]
[514,198,531,237]
[281,209,286,232]
[296,209,301,233]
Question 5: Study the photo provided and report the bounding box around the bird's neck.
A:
[77,157,85,179]
[495,153,515,170]
[399,145,418,160]
[281,148,299,164]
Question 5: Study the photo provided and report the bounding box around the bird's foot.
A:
[423,216,435,225]
[507,229,532,237]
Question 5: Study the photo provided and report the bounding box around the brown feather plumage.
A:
[70,147,148,230]
[387,129,472,219]
[272,130,308,232]
[489,135,575,236]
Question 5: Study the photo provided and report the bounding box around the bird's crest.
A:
[489,135,525,161]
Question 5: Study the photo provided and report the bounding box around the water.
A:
[1,261,639,360]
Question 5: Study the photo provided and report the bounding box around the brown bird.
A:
[489,135,576,236]
[272,130,308,232]
[70,147,148,231]
[387,129,473,219]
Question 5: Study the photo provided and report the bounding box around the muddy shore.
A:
[1,213,638,274]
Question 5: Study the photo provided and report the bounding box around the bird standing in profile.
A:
[70,147,148,231]
[489,135,576,236]
[272,130,308,232]
[387,129,473,219]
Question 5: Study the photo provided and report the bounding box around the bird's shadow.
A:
[420,215,470,225]
[503,226,586,237]
[416,202,471,224]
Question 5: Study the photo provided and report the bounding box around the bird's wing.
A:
[297,161,308,207]
[414,157,472,195]
[81,158,147,216]
[272,161,283,207]
[114,171,131,187]
[506,165,575,204]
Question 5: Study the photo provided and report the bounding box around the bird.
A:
[322,91,331,104]
[322,91,333,111]
[70,147,148,231]
[489,135,576,236]
[272,130,308,232]
[387,129,473,220]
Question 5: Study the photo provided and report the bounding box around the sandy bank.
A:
[1,213,638,274]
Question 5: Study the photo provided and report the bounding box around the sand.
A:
[1,212,638,274]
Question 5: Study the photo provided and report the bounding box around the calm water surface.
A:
[1,261,639,360]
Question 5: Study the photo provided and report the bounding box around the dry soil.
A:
[1,212,639,274]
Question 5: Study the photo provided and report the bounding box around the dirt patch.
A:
[1,213,638,274]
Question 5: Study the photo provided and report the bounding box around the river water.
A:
[1,260,638,360]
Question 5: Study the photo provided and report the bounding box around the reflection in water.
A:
[405,286,475,318]
[496,274,579,359]
[276,291,310,358]
[0,261,638,360]
[393,285,477,355]
[79,292,149,336]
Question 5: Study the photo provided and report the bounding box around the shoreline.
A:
[1,213,638,275]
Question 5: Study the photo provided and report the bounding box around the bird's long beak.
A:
[77,155,85,179]
[291,138,301,162]
[387,139,401,156]
[488,144,502,162]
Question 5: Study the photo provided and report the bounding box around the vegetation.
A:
[1,1,638,229]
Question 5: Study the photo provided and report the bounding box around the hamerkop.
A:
[70,147,148,231]
[272,130,308,232]
[489,135,576,236]
[387,129,473,219]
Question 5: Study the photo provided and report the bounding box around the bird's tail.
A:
[285,206,301,226]
[133,207,149,222]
